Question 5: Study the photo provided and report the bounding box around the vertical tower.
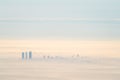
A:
[21,51,33,60]
[22,52,24,59]
[25,52,28,59]
[29,51,32,59]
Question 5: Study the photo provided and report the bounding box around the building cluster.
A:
[21,51,80,60]
[22,51,32,60]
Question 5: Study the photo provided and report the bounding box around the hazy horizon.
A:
[0,0,120,58]
[0,1,120,80]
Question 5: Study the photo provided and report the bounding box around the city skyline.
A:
[0,0,120,58]
[0,1,120,80]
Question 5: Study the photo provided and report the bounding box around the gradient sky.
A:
[0,0,120,39]
[0,0,120,58]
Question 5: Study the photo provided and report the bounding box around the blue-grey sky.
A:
[0,0,120,40]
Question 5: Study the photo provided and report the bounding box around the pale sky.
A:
[0,0,120,58]
[0,0,120,39]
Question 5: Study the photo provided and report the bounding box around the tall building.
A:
[29,51,32,59]
[22,52,24,59]
[21,51,33,60]
[25,52,28,59]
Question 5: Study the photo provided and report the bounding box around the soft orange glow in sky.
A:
[0,39,120,58]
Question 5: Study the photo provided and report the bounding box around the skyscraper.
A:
[25,52,28,59]
[29,51,32,59]
[22,52,24,59]
[21,51,32,60]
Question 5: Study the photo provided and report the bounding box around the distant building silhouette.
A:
[77,54,80,57]
[25,52,28,59]
[47,56,50,59]
[29,51,32,59]
[43,56,46,59]
[21,51,33,60]
[22,52,24,59]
